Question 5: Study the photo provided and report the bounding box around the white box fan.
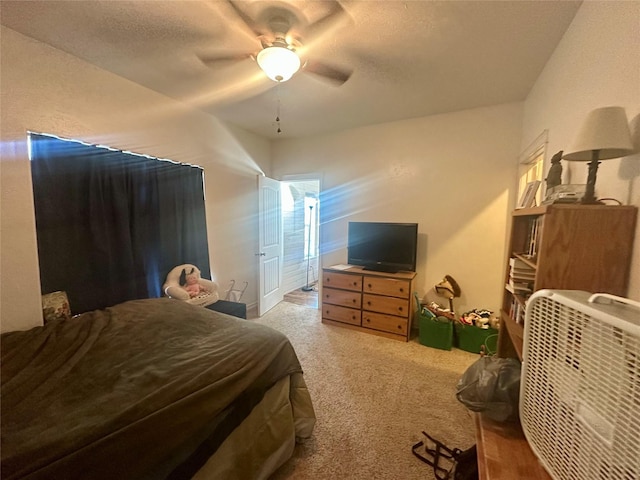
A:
[521,290,640,480]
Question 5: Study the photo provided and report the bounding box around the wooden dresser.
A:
[321,265,417,341]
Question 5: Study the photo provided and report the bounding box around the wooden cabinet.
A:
[321,266,417,341]
[497,204,637,359]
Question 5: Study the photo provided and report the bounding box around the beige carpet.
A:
[253,301,478,480]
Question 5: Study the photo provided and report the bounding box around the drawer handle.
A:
[397,325,402,330]
[325,310,330,314]
[365,318,370,323]
[398,307,403,312]
[367,301,371,306]
[352,316,356,320]
[326,278,330,282]
[352,299,356,303]
[325,294,330,299]
[399,288,404,293]
[353,282,358,287]
[368,283,372,288]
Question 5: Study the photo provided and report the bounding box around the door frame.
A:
[280,174,322,302]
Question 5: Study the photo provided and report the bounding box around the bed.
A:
[1,298,315,480]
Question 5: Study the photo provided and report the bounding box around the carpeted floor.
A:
[254,301,478,479]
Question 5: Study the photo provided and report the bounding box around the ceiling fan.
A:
[200,0,353,85]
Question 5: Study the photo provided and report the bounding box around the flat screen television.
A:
[347,222,418,273]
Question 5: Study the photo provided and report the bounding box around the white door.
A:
[258,175,283,315]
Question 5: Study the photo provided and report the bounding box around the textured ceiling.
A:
[0,1,582,139]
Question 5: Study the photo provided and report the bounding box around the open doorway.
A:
[281,178,320,308]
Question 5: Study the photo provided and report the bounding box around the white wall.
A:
[522,1,640,300]
[272,103,523,314]
[0,27,270,332]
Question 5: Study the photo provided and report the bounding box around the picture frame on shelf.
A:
[517,180,541,209]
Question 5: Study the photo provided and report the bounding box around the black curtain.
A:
[30,134,210,314]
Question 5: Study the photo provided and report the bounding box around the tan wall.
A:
[522,1,640,300]
[272,103,523,314]
[0,27,270,332]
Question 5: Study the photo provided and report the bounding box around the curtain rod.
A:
[27,131,204,171]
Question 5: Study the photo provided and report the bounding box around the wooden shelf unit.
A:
[478,204,637,479]
[321,265,417,342]
[498,204,637,358]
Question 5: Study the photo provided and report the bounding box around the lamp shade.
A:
[563,106,634,161]
[256,46,301,82]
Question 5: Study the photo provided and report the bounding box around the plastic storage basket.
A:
[418,313,453,350]
[521,290,640,480]
[454,323,498,354]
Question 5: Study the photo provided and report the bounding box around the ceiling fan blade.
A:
[305,1,352,42]
[227,0,265,38]
[199,52,253,67]
[304,60,352,85]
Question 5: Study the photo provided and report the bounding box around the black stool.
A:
[205,300,247,319]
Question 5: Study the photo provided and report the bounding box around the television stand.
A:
[321,265,416,341]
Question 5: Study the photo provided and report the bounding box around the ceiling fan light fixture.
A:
[256,45,300,82]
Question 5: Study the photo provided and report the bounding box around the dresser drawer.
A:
[363,276,411,298]
[362,311,408,335]
[323,287,362,309]
[362,293,409,317]
[323,271,362,292]
[322,303,361,326]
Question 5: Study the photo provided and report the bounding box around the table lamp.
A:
[562,106,634,204]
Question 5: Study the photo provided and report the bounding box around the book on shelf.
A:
[510,265,535,275]
[509,297,527,324]
[505,282,532,295]
[521,217,542,259]
[507,277,532,288]
[508,257,536,286]
[506,255,534,321]
[511,263,534,270]
[510,272,535,282]
[509,256,534,269]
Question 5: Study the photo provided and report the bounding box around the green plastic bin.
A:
[454,323,499,354]
[417,311,453,350]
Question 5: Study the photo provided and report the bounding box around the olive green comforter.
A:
[1,298,307,479]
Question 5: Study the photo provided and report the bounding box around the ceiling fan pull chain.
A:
[276,83,282,134]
